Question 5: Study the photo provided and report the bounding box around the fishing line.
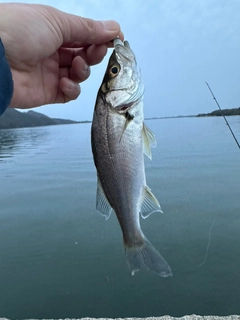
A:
[197,218,215,268]
[197,163,215,268]
[180,168,216,269]
[205,82,240,149]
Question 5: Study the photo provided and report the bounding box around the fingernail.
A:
[101,20,119,31]
[67,81,75,90]
[83,63,89,72]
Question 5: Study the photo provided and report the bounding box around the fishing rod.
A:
[205,82,240,149]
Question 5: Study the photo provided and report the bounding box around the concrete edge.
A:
[1,316,240,320]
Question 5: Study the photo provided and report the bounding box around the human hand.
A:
[0,3,123,109]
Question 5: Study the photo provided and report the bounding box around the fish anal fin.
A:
[141,186,162,219]
[96,178,112,220]
[142,123,157,160]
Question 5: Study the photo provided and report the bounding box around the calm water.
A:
[0,117,240,318]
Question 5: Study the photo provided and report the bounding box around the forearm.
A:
[0,38,13,116]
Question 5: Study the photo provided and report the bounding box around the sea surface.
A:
[0,116,240,319]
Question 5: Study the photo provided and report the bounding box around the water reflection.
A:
[0,127,51,160]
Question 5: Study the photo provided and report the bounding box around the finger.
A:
[58,47,85,68]
[59,78,80,102]
[56,9,123,45]
[59,44,108,69]
[106,31,125,48]
[62,31,124,48]
[70,56,90,82]
[85,44,108,66]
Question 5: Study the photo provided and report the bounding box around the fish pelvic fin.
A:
[125,237,172,278]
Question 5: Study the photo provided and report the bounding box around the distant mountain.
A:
[197,108,240,117]
[0,109,81,129]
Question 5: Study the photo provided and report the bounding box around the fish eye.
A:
[111,67,118,74]
[109,64,120,77]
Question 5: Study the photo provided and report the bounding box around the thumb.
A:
[55,8,123,45]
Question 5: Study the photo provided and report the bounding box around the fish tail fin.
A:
[125,237,172,278]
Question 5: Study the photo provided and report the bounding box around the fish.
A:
[91,38,172,277]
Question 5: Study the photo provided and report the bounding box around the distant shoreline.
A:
[145,115,195,120]
[0,109,90,130]
[197,107,240,117]
[0,107,239,130]
[147,107,240,120]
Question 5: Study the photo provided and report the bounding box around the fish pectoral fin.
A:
[119,112,134,143]
[119,119,129,143]
[96,178,113,220]
[140,186,163,219]
[142,123,157,160]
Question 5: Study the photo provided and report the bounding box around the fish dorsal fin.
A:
[142,123,157,160]
[96,178,113,220]
[141,186,163,219]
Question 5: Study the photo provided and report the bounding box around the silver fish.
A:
[91,39,172,277]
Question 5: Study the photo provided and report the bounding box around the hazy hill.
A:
[198,108,240,117]
[0,109,80,129]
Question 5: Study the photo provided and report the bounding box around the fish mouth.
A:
[113,38,124,47]
[113,38,133,61]
[113,38,131,48]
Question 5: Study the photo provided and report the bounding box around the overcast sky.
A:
[4,0,240,120]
